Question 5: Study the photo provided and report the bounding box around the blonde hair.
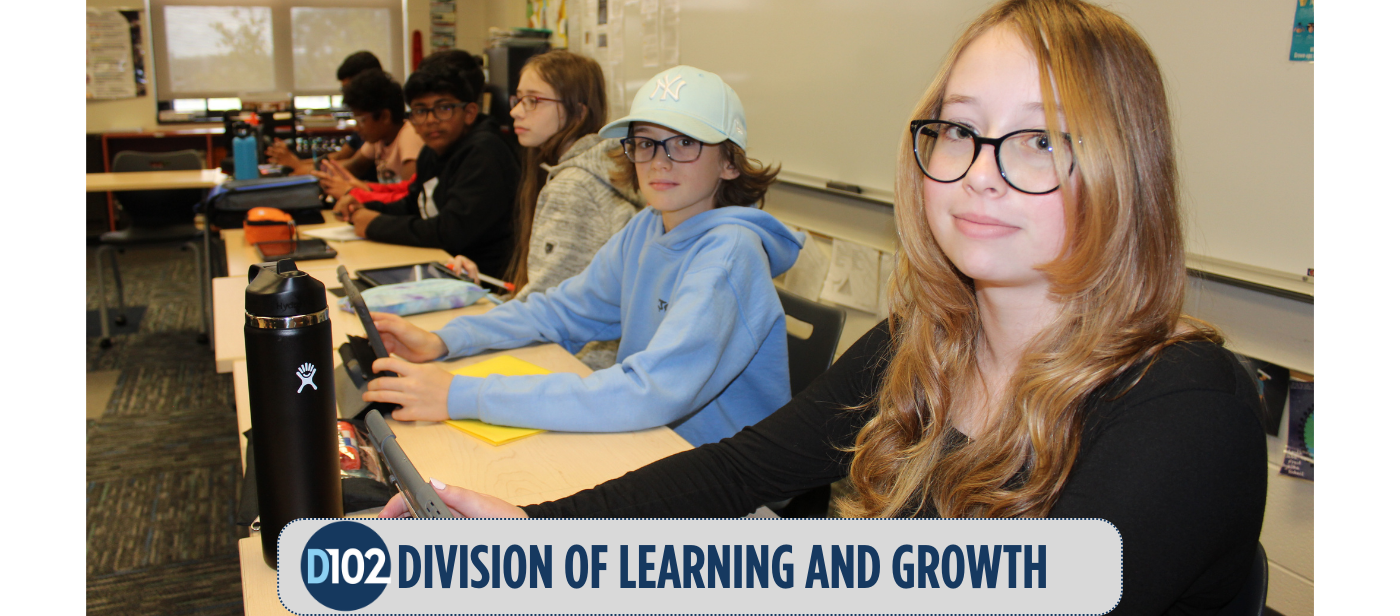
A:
[839,0,1218,519]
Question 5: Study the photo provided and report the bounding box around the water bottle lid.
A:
[245,259,329,318]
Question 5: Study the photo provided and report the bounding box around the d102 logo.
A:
[300,521,391,611]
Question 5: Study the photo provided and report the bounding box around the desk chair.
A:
[1218,542,1269,616]
[772,288,846,518]
[94,150,209,348]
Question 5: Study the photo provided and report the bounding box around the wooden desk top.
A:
[86,169,227,192]
[214,209,459,373]
[221,210,451,275]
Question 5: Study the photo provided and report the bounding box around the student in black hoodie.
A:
[339,62,520,279]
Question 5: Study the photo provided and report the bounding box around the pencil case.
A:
[336,278,490,316]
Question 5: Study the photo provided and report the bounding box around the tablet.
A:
[254,237,338,262]
[356,262,461,287]
[364,409,454,518]
[357,262,513,294]
[336,265,396,379]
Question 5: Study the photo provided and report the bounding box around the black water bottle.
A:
[245,259,343,568]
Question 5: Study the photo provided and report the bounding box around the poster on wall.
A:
[430,1,457,52]
[1280,380,1314,480]
[87,8,147,100]
[1289,0,1314,62]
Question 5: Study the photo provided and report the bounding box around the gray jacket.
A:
[517,134,646,298]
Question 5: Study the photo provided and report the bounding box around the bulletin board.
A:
[87,8,147,100]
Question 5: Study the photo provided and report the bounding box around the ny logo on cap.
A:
[650,74,686,101]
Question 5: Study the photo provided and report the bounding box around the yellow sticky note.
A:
[445,356,551,445]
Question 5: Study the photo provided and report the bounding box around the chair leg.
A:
[187,241,210,344]
[107,248,127,325]
[95,247,112,348]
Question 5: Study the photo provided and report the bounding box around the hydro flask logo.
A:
[301,521,391,611]
[295,363,318,393]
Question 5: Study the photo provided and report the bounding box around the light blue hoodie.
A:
[434,205,804,445]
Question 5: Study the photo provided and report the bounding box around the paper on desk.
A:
[444,356,552,445]
[820,238,881,313]
[302,225,365,242]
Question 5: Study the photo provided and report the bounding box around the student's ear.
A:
[719,155,740,181]
[462,102,480,126]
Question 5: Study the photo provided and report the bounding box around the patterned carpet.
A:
[86,246,245,615]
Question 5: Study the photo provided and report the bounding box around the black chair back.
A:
[111,150,205,229]
[1217,542,1269,616]
[776,288,846,396]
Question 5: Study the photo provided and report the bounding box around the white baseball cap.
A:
[599,65,749,150]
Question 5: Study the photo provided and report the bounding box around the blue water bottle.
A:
[232,122,259,180]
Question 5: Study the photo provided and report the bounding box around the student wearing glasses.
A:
[338,62,520,279]
[364,66,804,447]
[382,1,1267,612]
[320,50,491,207]
[440,50,645,368]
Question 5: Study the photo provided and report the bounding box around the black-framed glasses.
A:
[620,134,705,163]
[910,120,1076,195]
[408,102,469,124]
[509,94,562,112]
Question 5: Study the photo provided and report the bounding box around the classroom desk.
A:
[85,169,228,192]
[231,348,693,615]
[220,210,451,276]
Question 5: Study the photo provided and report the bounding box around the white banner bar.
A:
[277,518,1121,615]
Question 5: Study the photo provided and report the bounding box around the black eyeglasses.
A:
[910,120,1076,195]
[620,134,705,163]
[408,102,469,124]
[509,94,562,112]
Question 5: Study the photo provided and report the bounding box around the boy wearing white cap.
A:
[366,66,805,446]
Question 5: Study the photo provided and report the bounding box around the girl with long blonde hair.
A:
[383,1,1267,611]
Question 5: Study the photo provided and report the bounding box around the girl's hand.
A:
[370,312,448,362]
[364,357,453,421]
[378,478,529,518]
[444,255,481,284]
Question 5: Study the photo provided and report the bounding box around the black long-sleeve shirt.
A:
[524,321,1267,615]
[364,117,520,278]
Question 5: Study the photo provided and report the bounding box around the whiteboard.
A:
[573,0,1313,280]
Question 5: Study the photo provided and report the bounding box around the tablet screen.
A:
[357,263,460,287]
